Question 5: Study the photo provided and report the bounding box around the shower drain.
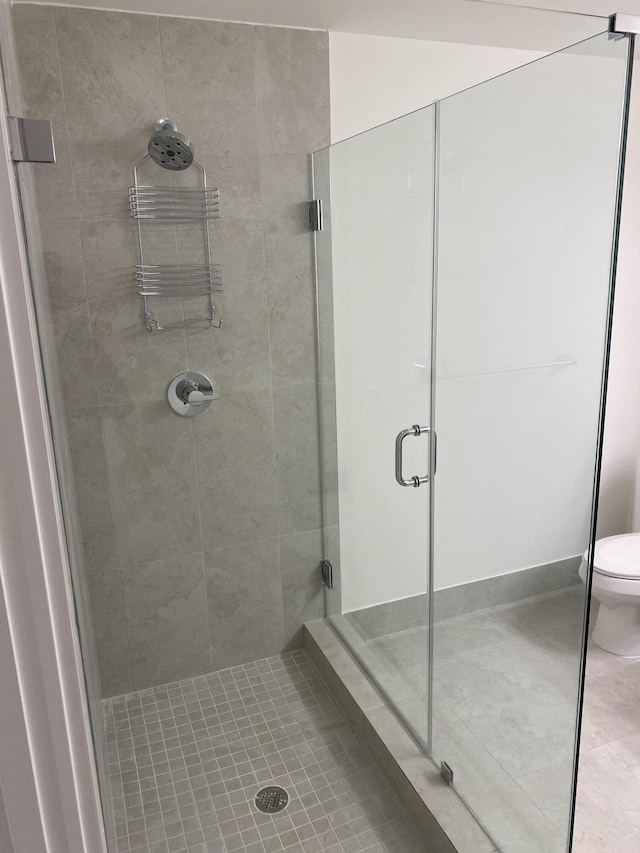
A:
[254,785,289,814]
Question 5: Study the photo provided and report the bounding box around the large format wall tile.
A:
[102,402,202,565]
[185,220,271,393]
[280,529,324,649]
[14,8,328,694]
[39,219,87,310]
[89,294,187,405]
[12,3,77,220]
[162,18,260,220]
[273,383,322,535]
[254,26,330,155]
[260,154,311,220]
[53,302,100,411]
[122,553,209,689]
[194,389,278,550]
[55,7,165,220]
[87,571,132,697]
[66,407,119,574]
[264,218,317,386]
[205,539,283,669]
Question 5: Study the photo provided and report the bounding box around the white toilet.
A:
[579,533,640,656]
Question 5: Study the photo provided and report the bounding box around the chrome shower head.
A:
[148,119,194,171]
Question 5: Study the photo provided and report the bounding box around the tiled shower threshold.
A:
[303,620,494,853]
[105,649,428,852]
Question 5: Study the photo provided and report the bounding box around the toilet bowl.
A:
[579,533,640,656]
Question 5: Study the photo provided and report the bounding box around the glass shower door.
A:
[431,31,633,852]
[313,106,435,745]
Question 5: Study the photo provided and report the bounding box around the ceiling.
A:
[18,0,640,50]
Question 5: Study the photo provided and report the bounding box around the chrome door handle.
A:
[395,425,434,487]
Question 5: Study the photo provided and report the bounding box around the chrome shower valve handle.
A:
[167,370,219,417]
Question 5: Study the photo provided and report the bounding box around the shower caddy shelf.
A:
[130,136,223,333]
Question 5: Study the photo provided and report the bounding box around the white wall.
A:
[327,33,636,609]
[597,62,640,540]
[330,32,541,142]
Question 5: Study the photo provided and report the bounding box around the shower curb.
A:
[304,619,497,853]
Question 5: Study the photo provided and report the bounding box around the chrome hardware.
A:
[440,761,454,786]
[167,370,218,417]
[319,559,333,589]
[308,199,323,232]
[8,117,55,163]
[135,264,223,297]
[609,13,640,35]
[128,185,220,220]
[395,424,434,488]
[130,120,222,333]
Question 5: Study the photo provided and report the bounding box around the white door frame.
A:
[0,9,107,853]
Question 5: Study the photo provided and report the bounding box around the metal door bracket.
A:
[609,14,640,36]
[8,117,55,163]
[440,761,454,786]
[308,199,323,232]
[319,559,333,589]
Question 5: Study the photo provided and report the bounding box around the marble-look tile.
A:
[608,833,640,852]
[122,553,209,690]
[580,674,640,752]
[80,219,138,302]
[516,758,574,828]
[264,218,317,386]
[185,220,271,393]
[585,634,640,677]
[260,154,311,219]
[39,219,87,310]
[159,18,255,103]
[589,658,640,704]
[101,402,202,565]
[205,539,283,669]
[52,301,100,410]
[435,638,581,777]
[89,294,187,405]
[55,7,166,219]
[161,18,260,220]
[319,381,339,528]
[66,407,118,573]
[254,27,329,155]
[280,529,323,649]
[12,3,77,220]
[87,570,132,697]
[429,695,567,852]
[194,389,278,550]
[574,734,640,850]
[273,383,322,535]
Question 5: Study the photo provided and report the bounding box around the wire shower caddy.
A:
[129,152,223,332]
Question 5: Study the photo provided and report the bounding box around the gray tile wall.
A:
[13,3,329,696]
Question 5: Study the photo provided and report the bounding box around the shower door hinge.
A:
[319,559,333,589]
[308,199,323,232]
[440,761,454,786]
[8,117,55,163]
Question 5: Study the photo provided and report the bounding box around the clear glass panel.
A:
[432,31,632,852]
[314,106,435,744]
[0,8,115,847]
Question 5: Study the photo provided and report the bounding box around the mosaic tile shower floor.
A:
[105,650,427,853]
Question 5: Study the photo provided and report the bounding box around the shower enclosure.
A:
[314,26,633,853]
[0,2,634,851]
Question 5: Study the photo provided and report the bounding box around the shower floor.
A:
[105,649,427,853]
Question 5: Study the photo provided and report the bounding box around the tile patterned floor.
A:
[105,649,427,853]
[336,587,587,851]
[573,615,640,852]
